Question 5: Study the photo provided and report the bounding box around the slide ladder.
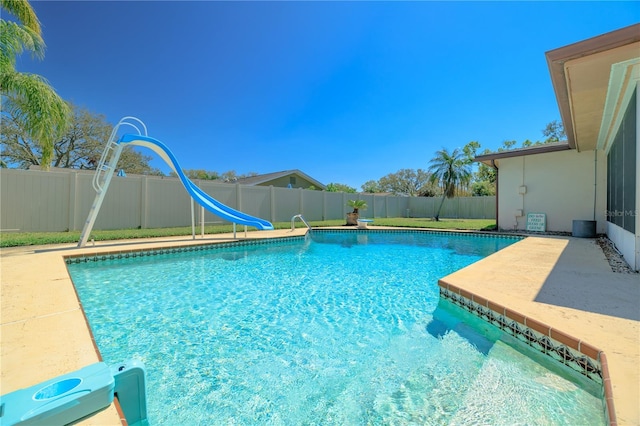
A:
[78,117,146,247]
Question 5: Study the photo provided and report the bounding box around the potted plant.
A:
[346,199,368,226]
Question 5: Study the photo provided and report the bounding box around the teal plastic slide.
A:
[119,134,274,230]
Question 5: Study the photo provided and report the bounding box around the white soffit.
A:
[562,42,639,152]
[597,58,640,153]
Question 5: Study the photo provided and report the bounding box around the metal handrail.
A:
[93,117,147,193]
[291,214,311,231]
[79,117,147,247]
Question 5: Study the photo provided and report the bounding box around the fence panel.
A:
[241,185,272,222]
[272,187,300,222]
[484,196,497,219]
[90,175,143,230]
[385,197,410,218]
[324,192,347,221]
[0,169,497,232]
[301,190,324,221]
[372,195,387,218]
[1,169,69,232]
[144,177,192,228]
[73,173,97,231]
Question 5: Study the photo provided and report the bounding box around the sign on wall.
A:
[526,213,546,232]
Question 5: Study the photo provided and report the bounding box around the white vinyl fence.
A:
[0,168,496,232]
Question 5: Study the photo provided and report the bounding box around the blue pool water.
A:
[68,231,605,425]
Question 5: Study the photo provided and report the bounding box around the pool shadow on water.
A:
[426,302,495,356]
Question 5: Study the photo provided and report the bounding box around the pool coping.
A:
[438,284,613,422]
[1,228,638,425]
[436,234,638,426]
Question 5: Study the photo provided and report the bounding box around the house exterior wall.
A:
[497,149,607,233]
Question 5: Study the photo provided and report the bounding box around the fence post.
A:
[343,192,347,217]
[140,176,148,229]
[68,171,77,231]
[298,187,303,214]
[270,185,275,224]
[323,191,327,221]
[236,183,241,211]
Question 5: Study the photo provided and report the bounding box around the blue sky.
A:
[17,1,640,189]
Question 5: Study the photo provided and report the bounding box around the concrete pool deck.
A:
[1,228,638,424]
[438,234,639,425]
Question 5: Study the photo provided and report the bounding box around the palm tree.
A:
[348,199,368,214]
[428,148,471,221]
[346,199,368,225]
[1,0,70,169]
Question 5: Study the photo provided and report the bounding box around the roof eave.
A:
[474,142,572,165]
[545,23,640,151]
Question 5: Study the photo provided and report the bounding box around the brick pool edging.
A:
[438,281,617,426]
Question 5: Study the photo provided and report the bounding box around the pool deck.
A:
[1,228,638,425]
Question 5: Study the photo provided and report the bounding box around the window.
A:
[606,88,636,233]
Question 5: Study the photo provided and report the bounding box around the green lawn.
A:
[0,218,496,248]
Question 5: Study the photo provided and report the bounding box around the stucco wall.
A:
[497,149,607,233]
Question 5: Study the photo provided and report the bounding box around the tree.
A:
[417,185,438,197]
[542,120,565,142]
[471,180,495,196]
[361,180,381,193]
[497,140,517,152]
[183,169,221,180]
[377,168,432,196]
[218,170,237,182]
[171,169,258,181]
[326,182,356,193]
[462,140,480,164]
[428,148,471,221]
[1,103,163,174]
[1,0,70,168]
[116,147,164,175]
[475,148,497,184]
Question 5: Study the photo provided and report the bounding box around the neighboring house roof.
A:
[474,142,571,165]
[545,23,640,152]
[233,169,326,189]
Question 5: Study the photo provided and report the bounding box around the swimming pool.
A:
[67,230,605,425]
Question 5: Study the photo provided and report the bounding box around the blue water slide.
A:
[118,134,274,230]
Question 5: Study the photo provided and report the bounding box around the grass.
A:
[0,218,496,248]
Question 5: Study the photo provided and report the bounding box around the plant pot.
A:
[346,212,359,226]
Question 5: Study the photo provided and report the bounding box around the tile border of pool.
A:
[63,235,306,264]
[438,284,615,424]
[61,228,614,425]
[439,285,604,381]
[63,228,521,265]
[313,227,521,239]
